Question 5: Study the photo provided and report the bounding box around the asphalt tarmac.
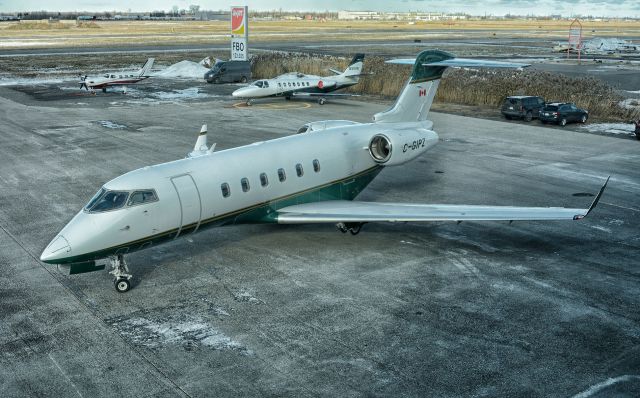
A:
[0,81,639,397]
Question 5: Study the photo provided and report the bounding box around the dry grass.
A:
[6,21,71,30]
[1,19,639,47]
[251,53,640,121]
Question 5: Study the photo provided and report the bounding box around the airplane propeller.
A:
[78,74,88,90]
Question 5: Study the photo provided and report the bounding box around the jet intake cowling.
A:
[368,129,438,166]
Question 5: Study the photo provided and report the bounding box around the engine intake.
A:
[369,134,392,163]
[367,129,438,166]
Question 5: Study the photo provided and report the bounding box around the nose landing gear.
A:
[109,254,132,293]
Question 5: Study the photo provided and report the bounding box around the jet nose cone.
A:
[231,89,242,97]
[40,234,71,263]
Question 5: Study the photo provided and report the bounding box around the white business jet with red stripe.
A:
[79,58,154,93]
[42,50,608,293]
[232,54,365,105]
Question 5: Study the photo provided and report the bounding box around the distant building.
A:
[337,10,465,21]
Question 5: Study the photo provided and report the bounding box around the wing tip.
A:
[583,175,610,218]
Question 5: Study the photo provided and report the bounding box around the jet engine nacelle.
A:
[368,129,438,166]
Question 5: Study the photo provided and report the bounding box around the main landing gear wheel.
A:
[318,98,326,105]
[336,222,365,235]
[109,254,133,293]
[246,99,253,106]
[102,87,107,93]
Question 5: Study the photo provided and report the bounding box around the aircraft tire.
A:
[319,98,326,105]
[102,87,107,93]
[115,278,130,293]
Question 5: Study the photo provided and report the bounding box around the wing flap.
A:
[292,92,360,97]
[277,201,589,224]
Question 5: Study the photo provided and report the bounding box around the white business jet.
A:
[42,50,608,293]
[79,58,155,93]
[231,54,366,105]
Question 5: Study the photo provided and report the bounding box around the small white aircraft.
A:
[42,50,608,293]
[232,54,366,105]
[79,58,155,93]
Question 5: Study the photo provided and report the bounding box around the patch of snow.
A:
[113,315,248,352]
[0,40,58,47]
[625,90,640,94]
[96,120,127,129]
[151,87,208,100]
[0,76,68,86]
[591,225,612,233]
[580,123,635,136]
[618,98,640,110]
[153,60,209,80]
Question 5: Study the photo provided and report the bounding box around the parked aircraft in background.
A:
[42,50,608,293]
[79,58,155,92]
[231,54,366,105]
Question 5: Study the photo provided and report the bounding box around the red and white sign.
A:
[418,88,426,97]
[231,7,246,35]
[318,80,324,89]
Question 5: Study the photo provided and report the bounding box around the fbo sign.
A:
[230,6,248,61]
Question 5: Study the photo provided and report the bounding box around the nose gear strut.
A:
[109,254,132,293]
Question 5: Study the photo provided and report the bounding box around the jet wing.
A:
[277,178,608,224]
[292,92,360,97]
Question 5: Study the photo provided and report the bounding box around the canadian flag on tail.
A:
[418,88,426,97]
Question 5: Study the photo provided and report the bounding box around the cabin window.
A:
[296,163,304,177]
[263,81,269,88]
[128,190,158,206]
[85,189,129,213]
[297,82,300,87]
[221,183,230,198]
[306,82,309,86]
[278,168,286,182]
[278,83,281,87]
[260,173,269,187]
[241,178,250,192]
[313,159,321,173]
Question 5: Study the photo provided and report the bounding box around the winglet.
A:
[574,176,610,220]
[586,175,610,216]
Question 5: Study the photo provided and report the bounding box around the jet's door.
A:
[170,174,202,238]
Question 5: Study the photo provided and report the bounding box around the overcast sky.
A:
[1,0,639,17]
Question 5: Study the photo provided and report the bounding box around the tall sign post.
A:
[231,6,248,61]
[568,19,583,63]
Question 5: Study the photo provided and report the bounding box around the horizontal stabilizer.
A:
[329,68,342,75]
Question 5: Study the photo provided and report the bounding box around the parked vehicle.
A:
[501,96,545,122]
[204,60,251,84]
[539,102,589,126]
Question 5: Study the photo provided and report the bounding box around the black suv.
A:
[501,96,545,122]
[539,102,588,126]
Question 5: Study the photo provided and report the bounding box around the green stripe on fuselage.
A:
[46,165,383,265]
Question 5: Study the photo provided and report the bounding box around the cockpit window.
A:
[127,190,158,207]
[254,81,264,88]
[86,189,129,213]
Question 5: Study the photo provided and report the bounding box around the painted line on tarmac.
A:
[232,101,311,110]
